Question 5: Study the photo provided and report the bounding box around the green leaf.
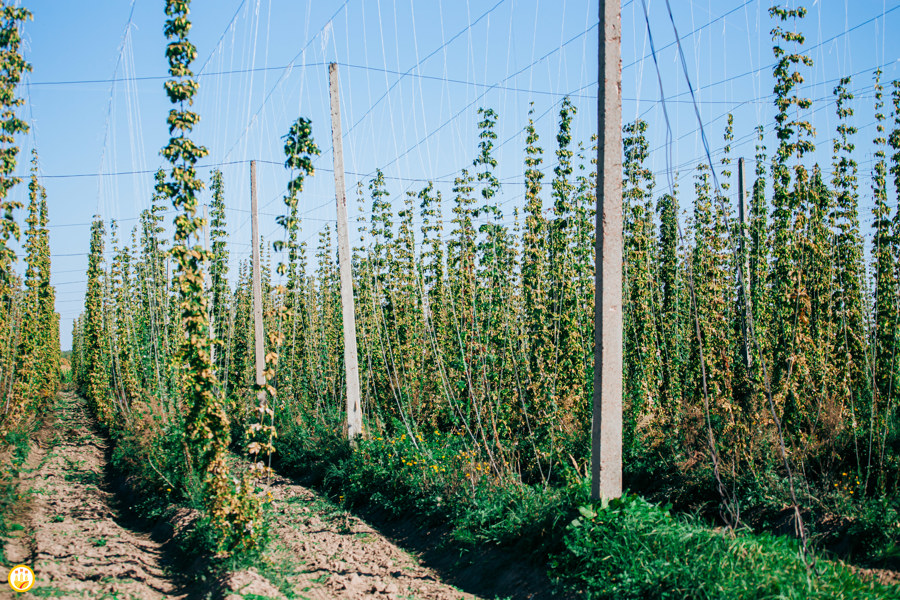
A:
[577,505,597,519]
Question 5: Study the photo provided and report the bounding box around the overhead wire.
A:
[51,0,900,360]
[648,4,900,109]
[221,0,353,163]
[95,0,137,217]
[340,0,508,148]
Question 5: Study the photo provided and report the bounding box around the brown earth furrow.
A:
[257,475,479,600]
[2,392,184,600]
[4,392,543,599]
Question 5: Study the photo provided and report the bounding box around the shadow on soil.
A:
[91,415,208,599]
[283,471,572,600]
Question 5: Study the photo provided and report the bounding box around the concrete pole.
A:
[204,203,215,365]
[738,157,751,369]
[592,0,623,501]
[328,62,363,442]
[250,160,266,398]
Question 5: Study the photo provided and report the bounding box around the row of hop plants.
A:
[70,0,321,557]
[0,2,60,441]
[0,1,61,564]
[73,2,900,557]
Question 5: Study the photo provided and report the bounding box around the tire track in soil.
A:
[258,475,483,600]
[3,391,185,600]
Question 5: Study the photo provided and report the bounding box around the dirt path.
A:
[3,391,184,600]
[250,475,483,600]
[1,392,530,599]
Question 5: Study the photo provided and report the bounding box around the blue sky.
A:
[10,0,900,350]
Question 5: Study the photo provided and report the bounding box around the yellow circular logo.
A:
[8,565,34,593]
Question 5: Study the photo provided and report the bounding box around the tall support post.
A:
[592,0,623,501]
[328,62,363,442]
[737,157,751,369]
[203,204,210,259]
[204,204,215,364]
[250,160,265,399]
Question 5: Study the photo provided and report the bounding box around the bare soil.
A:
[2,392,548,599]
[2,391,184,599]
[348,506,563,600]
[251,474,483,600]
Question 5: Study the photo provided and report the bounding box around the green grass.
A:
[276,417,579,554]
[29,586,72,597]
[273,417,900,599]
[0,392,71,564]
[0,429,33,564]
[551,494,900,599]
